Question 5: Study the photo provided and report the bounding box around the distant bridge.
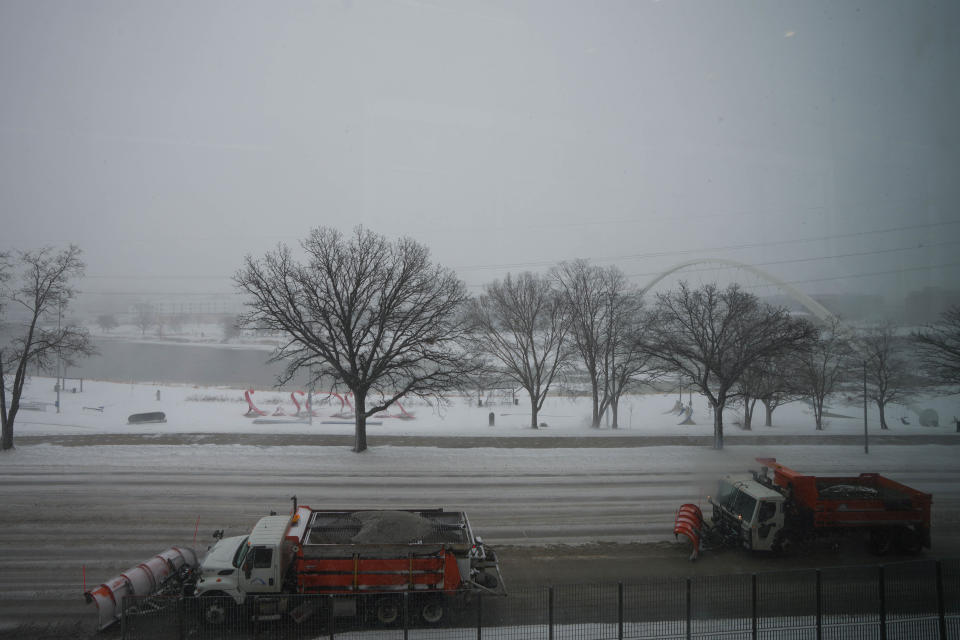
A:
[639,258,835,322]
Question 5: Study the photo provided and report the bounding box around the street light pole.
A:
[863,360,869,454]
[56,302,62,414]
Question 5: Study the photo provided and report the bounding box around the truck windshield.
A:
[718,481,758,522]
[730,491,757,522]
[232,537,250,568]
[716,480,737,506]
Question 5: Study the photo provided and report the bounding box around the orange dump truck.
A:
[86,503,504,630]
[192,504,504,625]
[674,458,932,559]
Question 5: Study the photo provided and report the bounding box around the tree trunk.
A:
[590,377,600,428]
[0,362,9,451]
[877,398,888,430]
[712,401,724,449]
[762,399,774,427]
[814,397,824,430]
[611,398,619,429]
[0,357,12,451]
[530,394,539,429]
[742,396,754,431]
[1,417,10,451]
[353,391,368,452]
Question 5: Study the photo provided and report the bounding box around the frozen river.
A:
[70,339,304,388]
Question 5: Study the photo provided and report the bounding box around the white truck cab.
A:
[709,474,785,551]
[195,515,292,604]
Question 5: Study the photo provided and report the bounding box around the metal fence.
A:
[121,558,960,640]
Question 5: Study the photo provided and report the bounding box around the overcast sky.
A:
[1,0,957,312]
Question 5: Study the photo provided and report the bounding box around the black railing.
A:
[121,558,960,639]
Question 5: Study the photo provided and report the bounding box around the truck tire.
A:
[374,597,400,626]
[771,530,794,555]
[868,529,893,556]
[200,592,234,626]
[420,596,444,624]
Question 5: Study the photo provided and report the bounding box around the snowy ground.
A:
[12,376,960,439]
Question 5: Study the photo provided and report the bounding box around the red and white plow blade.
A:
[84,546,199,630]
[673,504,704,561]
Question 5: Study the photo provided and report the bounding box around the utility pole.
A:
[863,360,869,454]
[56,301,62,414]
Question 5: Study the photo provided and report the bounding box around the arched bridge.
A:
[639,258,835,322]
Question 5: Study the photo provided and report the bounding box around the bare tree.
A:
[96,313,118,333]
[858,323,920,429]
[914,305,960,389]
[553,261,651,428]
[794,317,852,430]
[132,303,158,337]
[466,272,570,429]
[220,314,242,341]
[1,246,95,450]
[604,289,656,429]
[757,354,805,427]
[553,260,607,427]
[642,282,815,449]
[235,226,475,452]
[733,363,768,431]
[735,350,806,429]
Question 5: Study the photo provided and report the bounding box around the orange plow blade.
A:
[673,504,704,561]
[84,546,198,630]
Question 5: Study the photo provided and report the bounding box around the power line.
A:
[624,239,960,279]
[81,219,960,281]
[753,261,960,288]
[456,219,960,272]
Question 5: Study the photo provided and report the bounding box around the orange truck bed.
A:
[756,457,932,530]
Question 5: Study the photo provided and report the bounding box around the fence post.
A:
[751,573,757,640]
[251,595,258,640]
[937,560,947,640]
[477,592,483,640]
[548,586,555,640]
[686,577,692,640]
[815,570,822,640]
[178,596,185,640]
[618,582,624,640]
[879,565,886,640]
[328,594,335,640]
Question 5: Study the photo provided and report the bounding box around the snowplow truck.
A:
[674,458,931,560]
[191,504,504,626]
[86,504,504,629]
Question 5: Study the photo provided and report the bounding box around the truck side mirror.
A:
[243,561,252,579]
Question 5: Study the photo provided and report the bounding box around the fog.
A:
[1,1,958,317]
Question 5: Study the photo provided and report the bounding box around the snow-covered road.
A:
[2,379,958,637]
[1,437,959,637]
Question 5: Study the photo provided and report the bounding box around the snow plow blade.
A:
[673,504,703,561]
[84,546,198,630]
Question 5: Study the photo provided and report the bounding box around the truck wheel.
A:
[868,529,893,556]
[374,597,400,625]
[420,597,444,624]
[200,592,233,625]
[771,531,794,555]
